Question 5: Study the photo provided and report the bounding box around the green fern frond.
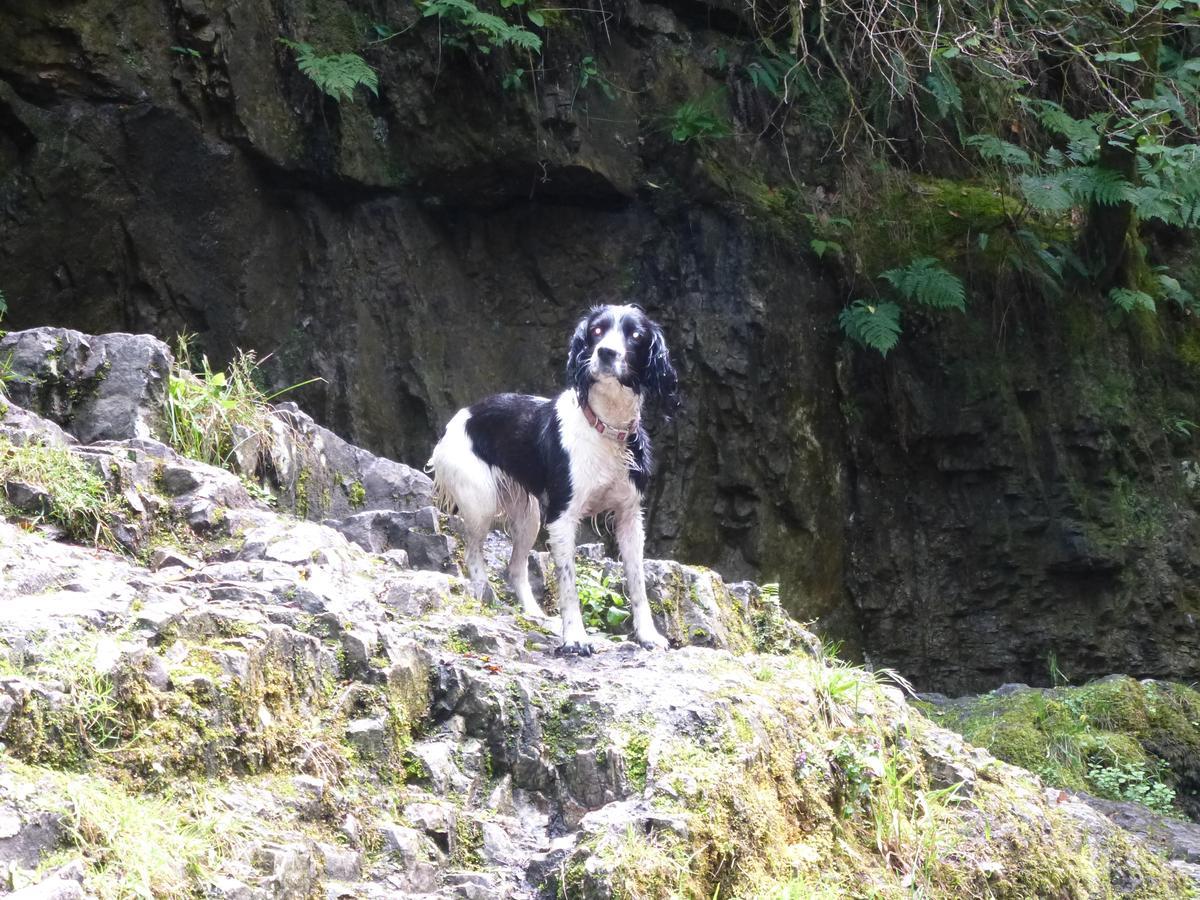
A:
[1029,100,1098,145]
[839,301,902,356]
[880,257,966,311]
[1019,172,1075,212]
[1069,166,1133,206]
[925,63,962,119]
[421,0,542,53]
[1109,287,1156,313]
[965,134,1033,169]
[1157,272,1195,310]
[279,39,378,102]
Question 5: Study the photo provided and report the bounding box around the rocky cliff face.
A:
[3,0,1200,694]
[0,328,1197,899]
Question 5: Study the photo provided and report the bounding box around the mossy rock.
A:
[926,676,1200,819]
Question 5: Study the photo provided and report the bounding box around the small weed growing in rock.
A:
[446,633,473,654]
[0,439,121,547]
[1088,760,1176,815]
[165,335,319,472]
[577,563,630,634]
[668,92,732,143]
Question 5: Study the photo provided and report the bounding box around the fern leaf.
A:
[925,64,962,119]
[880,257,966,311]
[1157,273,1195,310]
[839,301,902,356]
[280,39,377,102]
[1109,287,1156,313]
[1030,100,1098,145]
[965,134,1033,169]
[1070,166,1132,206]
[1019,172,1075,212]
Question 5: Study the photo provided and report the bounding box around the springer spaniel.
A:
[426,304,680,654]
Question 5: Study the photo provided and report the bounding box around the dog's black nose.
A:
[597,347,619,365]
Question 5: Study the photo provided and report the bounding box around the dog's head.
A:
[566,305,680,416]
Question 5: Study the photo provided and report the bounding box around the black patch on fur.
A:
[464,393,573,522]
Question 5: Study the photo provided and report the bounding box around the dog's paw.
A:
[521,601,549,620]
[555,641,594,658]
[637,630,670,651]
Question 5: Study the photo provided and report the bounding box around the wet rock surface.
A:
[0,340,1195,897]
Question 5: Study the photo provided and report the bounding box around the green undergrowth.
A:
[925,676,1200,818]
[0,439,123,547]
[165,336,311,472]
[565,649,1191,899]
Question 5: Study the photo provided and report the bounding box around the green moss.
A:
[1177,326,1200,371]
[930,677,1200,815]
[347,479,366,508]
[294,467,311,519]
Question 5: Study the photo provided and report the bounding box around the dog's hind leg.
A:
[428,409,498,599]
[504,490,546,618]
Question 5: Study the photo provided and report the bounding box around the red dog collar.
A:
[581,403,637,443]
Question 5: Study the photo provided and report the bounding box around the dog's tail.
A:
[424,448,457,517]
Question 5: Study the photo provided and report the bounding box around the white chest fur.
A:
[555,391,641,517]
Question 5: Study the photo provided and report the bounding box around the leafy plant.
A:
[1109,287,1156,315]
[576,563,631,634]
[880,257,966,312]
[501,68,525,91]
[421,0,542,55]
[805,214,850,259]
[279,39,378,102]
[1087,760,1176,815]
[668,93,732,144]
[0,288,7,319]
[165,336,320,472]
[839,301,901,356]
[578,56,616,101]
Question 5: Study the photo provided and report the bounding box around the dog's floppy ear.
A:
[645,322,681,416]
[565,315,592,403]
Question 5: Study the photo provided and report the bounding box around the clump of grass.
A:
[165,335,320,471]
[0,439,120,546]
[39,770,248,899]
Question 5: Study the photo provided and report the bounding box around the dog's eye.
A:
[631,331,643,341]
[591,326,604,337]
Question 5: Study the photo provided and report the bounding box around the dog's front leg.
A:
[548,515,591,656]
[616,505,669,650]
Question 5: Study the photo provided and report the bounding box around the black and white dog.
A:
[426,304,679,654]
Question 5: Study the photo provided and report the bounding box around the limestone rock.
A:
[0,329,170,444]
